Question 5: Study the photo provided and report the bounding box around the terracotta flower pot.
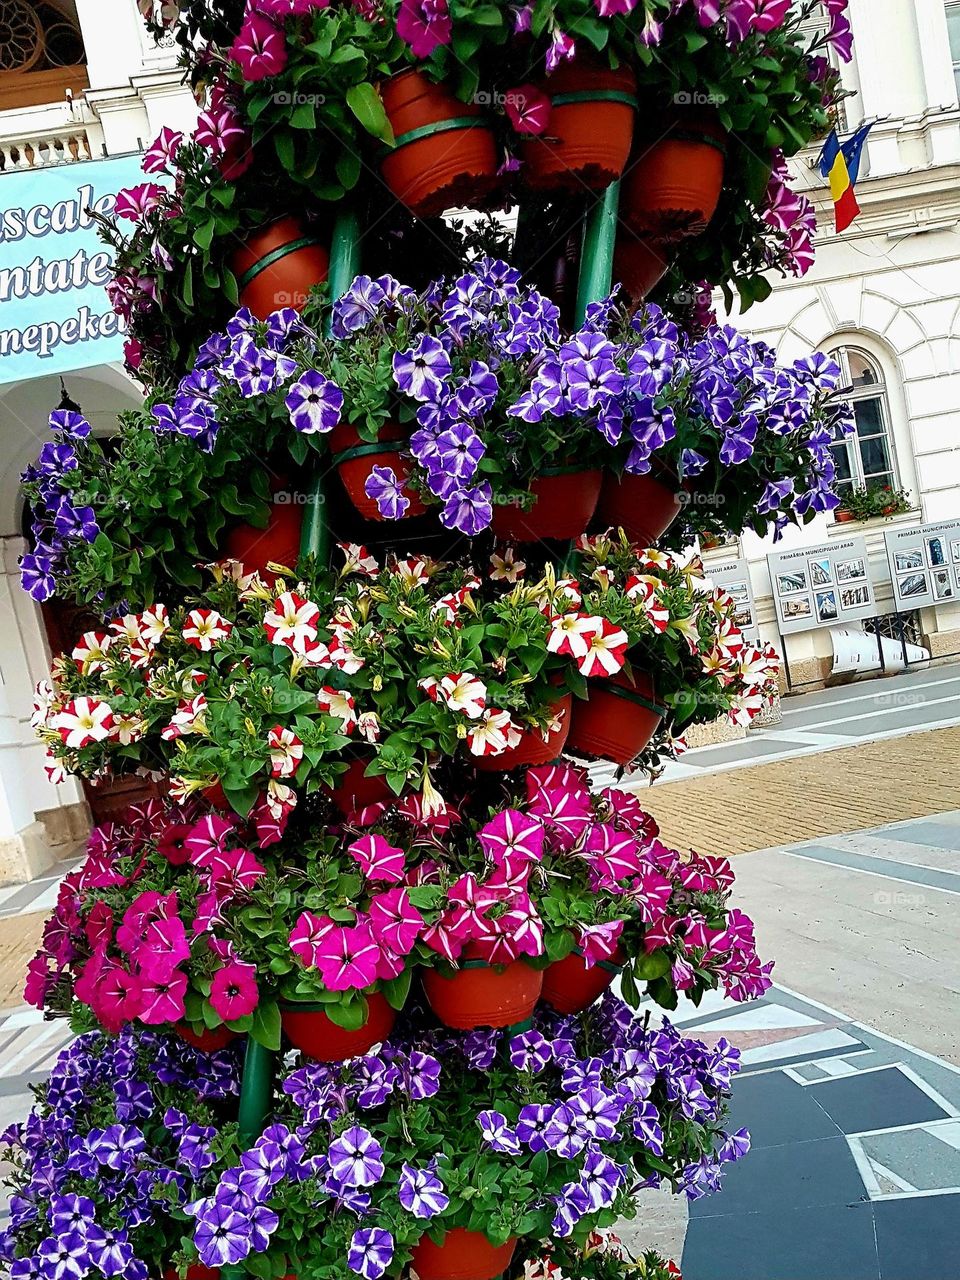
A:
[411,1230,518,1280]
[596,469,683,546]
[474,694,572,772]
[328,421,426,522]
[520,60,637,192]
[491,470,603,542]
[231,216,329,319]
[834,508,855,523]
[174,1022,238,1053]
[380,69,499,217]
[325,754,395,816]
[613,235,671,305]
[163,1266,220,1280]
[281,993,396,1062]
[623,109,727,242]
[422,959,543,1030]
[566,670,665,766]
[541,947,625,1015]
[225,474,303,580]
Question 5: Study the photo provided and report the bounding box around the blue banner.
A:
[0,152,146,385]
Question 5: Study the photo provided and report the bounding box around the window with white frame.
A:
[829,348,898,498]
[948,3,960,98]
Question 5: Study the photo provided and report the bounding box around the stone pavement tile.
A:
[861,1128,960,1191]
[0,913,46,1012]
[633,726,960,858]
[874,1195,960,1279]
[724,1072,841,1149]
[806,1068,950,1135]
[682,1201,879,1280]
[690,1134,866,1217]
[872,820,960,850]
[836,832,960,875]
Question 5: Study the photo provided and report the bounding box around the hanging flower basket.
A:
[613,235,671,306]
[328,422,426,522]
[474,694,572,772]
[540,947,625,1015]
[411,1229,518,1280]
[224,473,302,581]
[491,469,602,542]
[567,670,666,766]
[174,1022,239,1053]
[421,958,543,1030]
[622,110,727,242]
[520,59,637,192]
[379,69,500,218]
[324,753,396,817]
[230,216,329,319]
[596,468,683,547]
[281,993,397,1062]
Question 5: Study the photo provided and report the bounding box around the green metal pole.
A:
[299,207,362,565]
[574,179,621,326]
[236,1037,277,1142]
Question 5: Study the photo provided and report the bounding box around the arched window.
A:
[829,347,898,497]
[0,1,86,110]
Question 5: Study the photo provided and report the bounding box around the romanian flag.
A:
[818,124,873,233]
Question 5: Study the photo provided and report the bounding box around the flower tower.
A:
[8,3,855,1280]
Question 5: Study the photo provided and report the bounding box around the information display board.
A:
[884,519,960,610]
[705,556,759,641]
[767,535,877,634]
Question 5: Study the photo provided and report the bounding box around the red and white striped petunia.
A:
[316,686,357,733]
[267,725,304,778]
[466,708,522,757]
[43,753,68,785]
[112,713,146,745]
[266,779,298,821]
[338,542,380,578]
[625,574,670,632]
[53,696,115,748]
[437,672,487,720]
[138,604,171,646]
[71,631,112,675]
[576,618,629,677]
[327,637,364,674]
[547,612,602,660]
[160,694,208,740]
[263,592,321,652]
[182,609,233,651]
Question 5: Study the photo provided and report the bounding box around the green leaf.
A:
[250,1000,282,1050]
[382,967,414,1011]
[346,82,394,145]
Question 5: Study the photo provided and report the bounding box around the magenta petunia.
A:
[347,834,406,884]
[367,888,424,956]
[478,809,545,867]
[504,83,551,135]
[289,911,336,967]
[313,922,381,992]
[210,961,259,1020]
[396,0,451,57]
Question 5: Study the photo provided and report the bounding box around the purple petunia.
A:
[326,1126,384,1190]
[439,482,492,535]
[476,1110,521,1154]
[364,466,410,520]
[397,1163,449,1218]
[347,1227,395,1280]
[393,334,451,402]
[284,370,343,434]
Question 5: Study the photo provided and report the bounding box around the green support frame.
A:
[298,207,363,568]
[221,182,618,1280]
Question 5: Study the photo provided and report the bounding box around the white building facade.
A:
[0,0,196,883]
[715,0,960,690]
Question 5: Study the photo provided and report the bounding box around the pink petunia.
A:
[94,963,144,1033]
[137,914,192,982]
[142,126,183,174]
[210,961,259,1020]
[312,922,381,992]
[504,83,551,135]
[478,809,545,867]
[367,888,424,956]
[396,0,451,57]
[579,920,624,968]
[289,910,336,966]
[228,12,289,80]
[347,834,406,884]
[114,183,165,221]
[138,970,188,1024]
